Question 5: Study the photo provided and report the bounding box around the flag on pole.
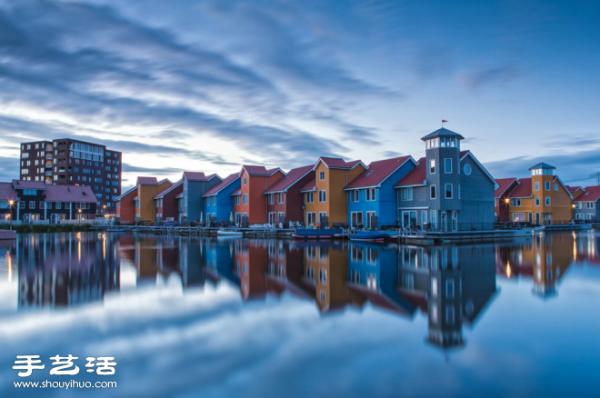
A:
[442,120,448,123]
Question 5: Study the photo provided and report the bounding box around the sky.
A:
[0,0,599,189]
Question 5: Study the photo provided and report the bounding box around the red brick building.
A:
[154,180,183,224]
[263,165,314,226]
[114,186,137,224]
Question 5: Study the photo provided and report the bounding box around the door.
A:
[535,213,540,225]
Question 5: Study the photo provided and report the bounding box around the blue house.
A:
[177,172,222,223]
[344,156,417,229]
[202,173,241,224]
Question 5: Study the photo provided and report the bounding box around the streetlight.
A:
[78,208,82,224]
[8,200,14,230]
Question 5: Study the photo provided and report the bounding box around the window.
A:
[554,184,558,191]
[19,201,25,209]
[306,192,314,203]
[318,190,326,202]
[243,177,247,185]
[319,268,327,283]
[350,190,359,202]
[534,182,540,191]
[320,290,326,303]
[23,189,36,196]
[319,171,325,181]
[243,194,248,204]
[430,159,436,174]
[430,185,436,199]
[545,197,551,206]
[535,197,540,206]
[278,193,284,204]
[512,198,521,207]
[545,181,550,191]
[268,194,274,205]
[446,280,455,298]
[366,188,376,201]
[444,158,452,173]
[56,202,62,209]
[29,201,35,209]
[445,184,453,199]
[235,196,240,205]
[306,212,317,226]
[39,201,45,209]
[401,187,413,201]
[446,306,455,324]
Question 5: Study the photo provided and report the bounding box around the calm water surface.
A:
[1,231,599,398]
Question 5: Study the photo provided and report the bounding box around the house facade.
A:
[503,163,573,225]
[263,165,314,226]
[302,157,366,227]
[573,186,600,222]
[154,180,183,224]
[395,128,496,231]
[0,180,96,223]
[135,177,172,223]
[114,186,137,224]
[178,172,222,224]
[202,173,241,225]
[345,156,416,229]
[494,178,519,222]
[234,166,285,226]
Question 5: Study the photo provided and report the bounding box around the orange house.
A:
[233,166,285,226]
[502,163,573,225]
[301,157,366,227]
[135,177,172,223]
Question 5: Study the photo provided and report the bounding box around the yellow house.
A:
[300,157,366,226]
[135,177,172,222]
[505,163,573,225]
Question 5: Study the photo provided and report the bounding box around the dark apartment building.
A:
[19,138,122,214]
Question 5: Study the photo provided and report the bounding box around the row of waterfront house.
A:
[1,128,598,228]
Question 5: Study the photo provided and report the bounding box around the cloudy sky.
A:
[0,0,598,188]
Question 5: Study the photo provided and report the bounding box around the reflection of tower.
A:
[397,245,497,351]
[18,233,120,308]
[531,234,572,298]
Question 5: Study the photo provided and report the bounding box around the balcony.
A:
[45,155,52,160]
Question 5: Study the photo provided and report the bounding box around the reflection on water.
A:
[4,231,600,350]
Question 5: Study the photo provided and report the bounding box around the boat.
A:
[350,231,389,242]
[293,228,342,240]
[106,228,128,232]
[217,229,243,237]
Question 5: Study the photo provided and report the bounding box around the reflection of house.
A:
[264,240,315,299]
[234,239,269,300]
[345,156,415,229]
[573,186,600,222]
[397,245,497,349]
[18,233,120,308]
[496,234,573,298]
[202,237,240,287]
[395,129,496,231]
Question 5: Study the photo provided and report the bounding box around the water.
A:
[1,231,599,398]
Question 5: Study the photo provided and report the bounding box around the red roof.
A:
[114,186,137,201]
[203,173,240,196]
[137,176,158,185]
[241,165,283,177]
[264,165,314,193]
[394,158,426,187]
[0,183,18,201]
[507,178,532,198]
[495,178,518,198]
[154,180,182,199]
[574,186,600,202]
[231,188,242,196]
[12,180,46,189]
[345,156,412,189]
[566,185,583,192]
[459,150,470,158]
[44,185,96,203]
[300,180,316,192]
[318,157,363,169]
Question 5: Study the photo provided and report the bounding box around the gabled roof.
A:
[394,158,426,187]
[552,175,573,199]
[203,173,240,197]
[574,186,600,202]
[460,151,497,187]
[529,162,555,170]
[495,178,518,198]
[421,127,464,141]
[264,165,314,194]
[300,180,316,193]
[137,176,158,185]
[44,185,96,203]
[566,185,583,193]
[12,180,46,189]
[242,165,285,177]
[154,180,182,199]
[182,171,220,182]
[314,157,365,170]
[507,178,532,198]
[114,186,137,202]
[0,182,18,201]
[345,156,415,190]
[231,188,242,196]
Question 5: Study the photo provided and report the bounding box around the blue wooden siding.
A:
[204,176,241,222]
